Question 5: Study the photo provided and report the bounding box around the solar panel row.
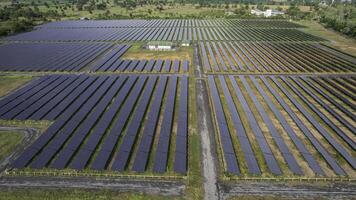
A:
[9,74,188,174]
[291,77,356,151]
[174,76,188,174]
[275,77,356,169]
[153,76,178,173]
[249,76,324,176]
[301,77,356,134]
[208,75,355,176]
[92,57,189,73]
[208,76,240,175]
[4,27,323,42]
[260,76,347,176]
[37,19,304,29]
[199,42,356,73]
[0,43,112,71]
[239,75,303,175]
[228,75,281,175]
[216,76,259,175]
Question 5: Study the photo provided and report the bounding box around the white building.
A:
[251,9,284,17]
[264,9,284,17]
[181,40,191,47]
[251,9,265,16]
[147,41,174,51]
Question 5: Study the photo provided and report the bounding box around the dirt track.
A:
[0,127,40,173]
[194,44,219,200]
[0,176,184,196]
[219,181,356,200]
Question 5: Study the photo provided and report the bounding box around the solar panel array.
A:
[4,27,322,42]
[92,53,189,73]
[200,42,356,73]
[0,43,113,71]
[37,19,304,29]
[208,75,355,176]
[9,74,188,174]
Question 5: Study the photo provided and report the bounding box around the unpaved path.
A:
[220,181,356,200]
[0,127,40,173]
[194,44,219,200]
[0,176,184,196]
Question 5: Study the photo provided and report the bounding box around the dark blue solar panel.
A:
[250,75,324,176]
[278,77,356,168]
[0,43,113,72]
[261,76,345,175]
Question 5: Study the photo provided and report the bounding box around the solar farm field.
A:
[208,75,355,178]
[2,74,189,174]
[0,43,114,72]
[200,42,356,73]
[0,18,355,199]
[4,28,322,42]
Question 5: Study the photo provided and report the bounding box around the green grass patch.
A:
[0,188,181,200]
[0,130,23,161]
[0,75,33,98]
[297,20,356,57]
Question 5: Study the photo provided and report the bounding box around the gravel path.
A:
[0,126,40,173]
[194,44,219,200]
[219,181,356,200]
[0,176,185,196]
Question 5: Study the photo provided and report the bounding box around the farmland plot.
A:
[4,74,188,175]
[208,75,355,178]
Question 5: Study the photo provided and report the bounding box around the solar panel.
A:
[261,76,345,175]
[0,43,113,72]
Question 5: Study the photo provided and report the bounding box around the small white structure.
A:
[264,9,284,17]
[251,9,265,16]
[251,9,284,17]
[147,41,174,51]
[181,40,191,47]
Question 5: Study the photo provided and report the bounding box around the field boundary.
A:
[5,169,186,181]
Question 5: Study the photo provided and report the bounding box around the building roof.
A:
[147,41,173,46]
